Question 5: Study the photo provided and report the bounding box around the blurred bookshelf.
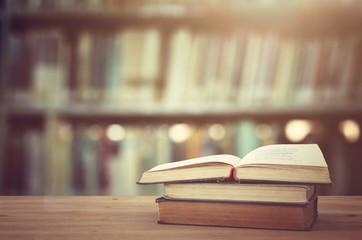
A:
[1,0,362,196]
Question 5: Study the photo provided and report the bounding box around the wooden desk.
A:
[0,196,361,239]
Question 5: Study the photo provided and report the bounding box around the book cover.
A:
[156,195,318,230]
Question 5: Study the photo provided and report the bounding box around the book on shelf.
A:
[156,195,318,231]
[138,144,331,185]
[7,30,70,106]
[253,33,279,104]
[164,183,316,204]
[8,27,362,109]
[74,28,161,105]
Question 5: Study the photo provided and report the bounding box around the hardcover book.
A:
[164,183,316,203]
[156,196,318,230]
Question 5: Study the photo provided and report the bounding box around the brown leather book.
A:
[156,195,318,231]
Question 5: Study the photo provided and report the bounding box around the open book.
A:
[138,144,331,184]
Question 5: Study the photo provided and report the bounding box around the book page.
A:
[148,154,241,172]
[236,144,327,167]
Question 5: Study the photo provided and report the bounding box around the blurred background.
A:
[0,0,362,196]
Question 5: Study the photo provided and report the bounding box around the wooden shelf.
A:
[9,11,203,31]
[6,103,362,124]
[7,2,362,36]
[7,8,242,32]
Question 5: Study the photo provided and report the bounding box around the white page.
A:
[148,154,240,172]
[236,144,327,167]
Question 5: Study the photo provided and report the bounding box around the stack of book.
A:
[138,144,332,230]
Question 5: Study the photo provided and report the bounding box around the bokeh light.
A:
[285,120,313,142]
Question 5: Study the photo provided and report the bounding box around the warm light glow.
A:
[168,123,191,143]
[208,124,226,141]
[256,123,272,140]
[339,119,360,143]
[285,120,313,142]
[106,124,126,141]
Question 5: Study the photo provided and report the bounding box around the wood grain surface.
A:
[0,196,361,240]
